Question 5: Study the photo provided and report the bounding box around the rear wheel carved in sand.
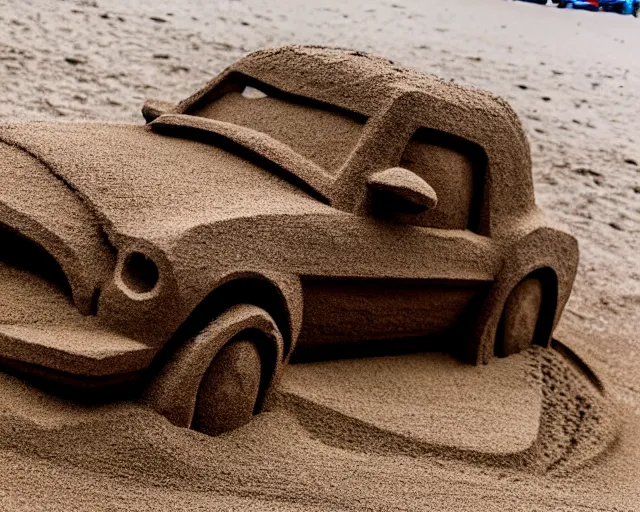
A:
[496,276,544,357]
[142,305,284,436]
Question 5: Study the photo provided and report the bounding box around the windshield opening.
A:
[190,76,368,176]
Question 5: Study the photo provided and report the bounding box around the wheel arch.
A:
[527,266,559,349]
[459,227,578,364]
[170,270,303,363]
[143,303,286,428]
[141,271,303,428]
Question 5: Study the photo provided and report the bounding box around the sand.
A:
[0,0,639,510]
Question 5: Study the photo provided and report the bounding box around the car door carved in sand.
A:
[296,109,499,357]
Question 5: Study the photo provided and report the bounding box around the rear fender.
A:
[459,227,578,364]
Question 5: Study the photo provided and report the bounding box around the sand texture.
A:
[1,0,639,510]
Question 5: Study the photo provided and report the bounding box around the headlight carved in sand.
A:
[116,250,160,299]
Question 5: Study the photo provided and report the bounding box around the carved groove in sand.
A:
[0,45,578,436]
[280,343,618,472]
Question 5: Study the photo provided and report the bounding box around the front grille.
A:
[0,223,72,299]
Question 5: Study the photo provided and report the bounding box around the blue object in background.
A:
[561,0,639,14]
[599,0,640,15]
[561,0,600,11]
[516,0,639,15]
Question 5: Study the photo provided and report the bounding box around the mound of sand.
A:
[281,351,544,454]
[0,343,624,510]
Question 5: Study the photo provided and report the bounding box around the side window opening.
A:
[400,129,486,233]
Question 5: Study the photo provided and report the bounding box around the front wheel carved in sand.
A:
[193,340,262,436]
[142,304,284,436]
[495,277,544,357]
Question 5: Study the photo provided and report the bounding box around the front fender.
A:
[169,268,303,362]
[212,269,304,361]
[460,227,578,364]
[142,304,285,428]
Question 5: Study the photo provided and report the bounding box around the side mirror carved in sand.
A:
[367,167,438,216]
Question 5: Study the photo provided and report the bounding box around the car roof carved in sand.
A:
[144,45,535,237]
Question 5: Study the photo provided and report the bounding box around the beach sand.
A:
[0,0,639,509]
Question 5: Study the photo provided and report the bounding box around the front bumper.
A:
[0,258,154,384]
[0,323,154,379]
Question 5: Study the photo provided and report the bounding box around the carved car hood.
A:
[0,122,333,246]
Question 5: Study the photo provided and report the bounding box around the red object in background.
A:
[588,0,599,5]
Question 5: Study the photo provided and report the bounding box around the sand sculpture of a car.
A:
[0,45,578,436]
